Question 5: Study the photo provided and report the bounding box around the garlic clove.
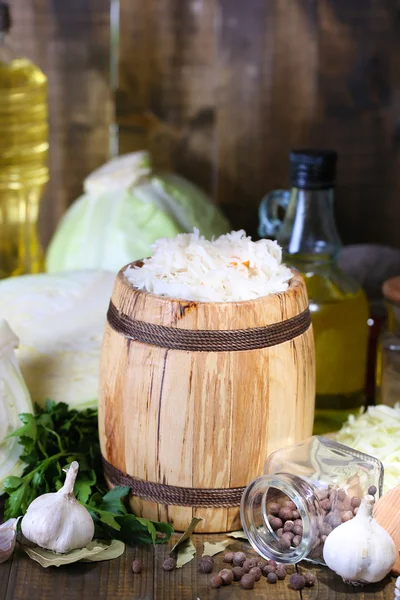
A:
[21,461,95,554]
[0,518,19,564]
[323,495,397,585]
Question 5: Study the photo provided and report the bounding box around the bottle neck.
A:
[276,187,342,267]
[240,473,322,564]
[0,30,12,63]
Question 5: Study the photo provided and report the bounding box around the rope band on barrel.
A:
[107,301,311,352]
[102,456,245,508]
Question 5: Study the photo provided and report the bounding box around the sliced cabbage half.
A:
[0,319,33,494]
[0,270,115,410]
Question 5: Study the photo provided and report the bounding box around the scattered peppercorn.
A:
[257,560,265,569]
[290,573,306,590]
[218,568,233,585]
[210,575,223,589]
[242,559,252,573]
[233,551,246,566]
[241,574,256,589]
[131,559,142,574]
[223,551,234,563]
[247,558,259,568]
[199,560,213,574]
[162,557,176,571]
[303,572,316,587]
[368,485,377,496]
[232,566,245,581]
[268,560,277,568]
[262,564,276,576]
[267,572,278,584]
[275,566,287,580]
[249,567,262,581]
[202,555,214,563]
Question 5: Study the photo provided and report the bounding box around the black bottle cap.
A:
[289,149,337,190]
[0,3,10,32]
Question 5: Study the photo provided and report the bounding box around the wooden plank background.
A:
[8,0,400,248]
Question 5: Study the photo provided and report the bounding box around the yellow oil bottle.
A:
[259,150,369,433]
[0,2,48,278]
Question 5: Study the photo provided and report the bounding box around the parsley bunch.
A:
[3,401,173,545]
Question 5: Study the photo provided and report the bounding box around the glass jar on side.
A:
[240,436,383,565]
[377,277,400,407]
[258,149,369,434]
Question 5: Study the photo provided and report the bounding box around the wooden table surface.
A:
[0,533,397,599]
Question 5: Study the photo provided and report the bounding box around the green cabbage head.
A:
[46,152,230,273]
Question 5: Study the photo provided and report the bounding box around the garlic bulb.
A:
[0,518,19,563]
[395,576,400,598]
[323,494,397,584]
[21,461,94,553]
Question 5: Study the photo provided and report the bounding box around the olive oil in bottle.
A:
[259,150,369,433]
[0,2,48,278]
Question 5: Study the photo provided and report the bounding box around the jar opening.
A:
[240,474,318,564]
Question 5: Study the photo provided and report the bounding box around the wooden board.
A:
[0,533,397,599]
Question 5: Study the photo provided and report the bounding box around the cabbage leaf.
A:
[0,270,115,410]
[0,319,33,494]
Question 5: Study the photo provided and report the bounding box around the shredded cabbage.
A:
[46,152,230,273]
[0,319,33,494]
[124,229,293,302]
[0,270,115,410]
[336,404,400,492]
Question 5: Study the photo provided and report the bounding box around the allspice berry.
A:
[241,574,256,589]
[247,558,259,568]
[262,564,276,576]
[242,560,252,573]
[290,573,306,590]
[131,559,142,574]
[218,568,234,585]
[210,575,223,589]
[223,551,234,563]
[303,572,316,587]
[232,551,246,566]
[275,566,287,580]
[199,559,213,574]
[232,566,245,581]
[267,572,278,583]
[249,566,262,581]
[162,557,177,571]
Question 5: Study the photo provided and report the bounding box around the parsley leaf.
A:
[3,402,173,546]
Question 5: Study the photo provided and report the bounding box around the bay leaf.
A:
[176,539,196,568]
[202,539,233,557]
[80,539,125,562]
[170,517,202,555]
[21,539,121,568]
[227,530,248,540]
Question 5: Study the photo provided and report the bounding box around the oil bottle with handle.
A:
[259,149,369,433]
[0,2,48,278]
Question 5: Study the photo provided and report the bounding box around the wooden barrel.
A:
[99,263,315,533]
